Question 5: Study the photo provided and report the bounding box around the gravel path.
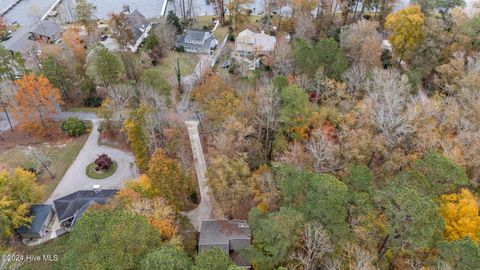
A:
[183,120,223,230]
[46,115,139,203]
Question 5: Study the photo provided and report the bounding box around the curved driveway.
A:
[46,113,139,203]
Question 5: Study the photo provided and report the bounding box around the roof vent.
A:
[238,223,249,228]
[93,185,101,194]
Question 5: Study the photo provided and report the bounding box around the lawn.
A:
[66,106,100,113]
[155,51,199,81]
[0,133,89,201]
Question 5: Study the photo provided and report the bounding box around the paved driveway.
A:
[46,116,139,203]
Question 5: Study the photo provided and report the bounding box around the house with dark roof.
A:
[16,204,54,239]
[199,220,251,268]
[53,188,118,229]
[175,29,218,54]
[29,20,61,42]
[126,9,152,52]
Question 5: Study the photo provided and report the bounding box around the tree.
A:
[40,55,72,101]
[306,129,338,173]
[106,84,134,120]
[278,85,313,143]
[380,181,444,260]
[109,12,134,50]
[166,11,182,34]
[141,245,192,270]
[340,20,382,68]
[123,107,150,172]
[0,80,16,131]
[248,207,305,269]
[193,248,234,270]
[385,5,425,64]
[227,0,253,30]
[14,74,63,134]
[0,168,44,238]
[95,154,113,170]
[440,188,480,242]
[206,155,251,218]
[434,0,465,17]
[275,165,350,241]
[254,85,280,161]
[61,117,86,136]
[192,75,241,129]
[146,148,192,210]
[62,209,163,269]
[291,222,332,270]
[88,46,124,88]
[272,37,294,76]
[0,46,26,80]
[75,0,96,31]
[438,238,480,270]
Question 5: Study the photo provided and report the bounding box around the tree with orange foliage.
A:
[13,74,63,134]
[114,187,177,240]
[441,188,480,242]
[62,27,86,65]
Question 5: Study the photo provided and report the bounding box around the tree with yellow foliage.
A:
[385,5,425,64]
[440,188,480,242]
[0,168,44,238]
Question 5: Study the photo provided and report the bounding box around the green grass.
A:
[154,52,199,81]
[0,134,89,201]
[85,161,117,179]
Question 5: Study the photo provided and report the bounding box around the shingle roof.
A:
[17,204,53,234]
[236,29,276,53]
[199,220,251,246]
[127,9,148,42]
[53,189,118,222]
[29,20,60,38]
[184,30,209,42]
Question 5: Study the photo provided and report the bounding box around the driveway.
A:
[46,114,139,203]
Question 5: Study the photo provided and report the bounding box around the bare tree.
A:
[27,148,54,179]
[365,69,416,146]
[272,37,294,75]
[0,80,16,131]
[294,11,316,42]
[291,222,333,270]
[306,130,338,173]
[340,20,382,68]
[343,63,368,94]
[107,84,134,120]
[343,244,378,270]
[255,85,280,161]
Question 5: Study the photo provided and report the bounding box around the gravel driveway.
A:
[46,116,139,203]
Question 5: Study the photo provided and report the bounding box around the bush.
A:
[62,117,86,136]
[227,33,235,42]
[83,96,103,107]
[95,154,113,170]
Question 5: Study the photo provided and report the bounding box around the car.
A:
[221,61,230,69]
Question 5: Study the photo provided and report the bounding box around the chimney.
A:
[93,185,101,194]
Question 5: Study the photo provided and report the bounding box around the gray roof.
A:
[184,30,209,42]
[127,9,149,42]
[29,20,60,39]
[17,204,53,235]
[176,31,216,52]
[199,220,251,247]
[53,189,118,222]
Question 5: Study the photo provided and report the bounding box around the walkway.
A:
[183,120,223,230]
[46,113,139,203]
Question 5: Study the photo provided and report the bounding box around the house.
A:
[29,20,61,42]
[126,9,152,52]
[16,204,54,240]
[53,188,118,230]
[175,29,218,54]
[199,220,251,268]
[236,29,276,56]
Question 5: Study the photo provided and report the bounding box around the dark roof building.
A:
[17,204,54,239]
[53,189,118,228]
[175,29,218,54]
[126,9,152,52]
[29,20,61,41]
[199,220,251,268]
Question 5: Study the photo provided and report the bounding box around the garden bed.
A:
[85,161,117,179]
